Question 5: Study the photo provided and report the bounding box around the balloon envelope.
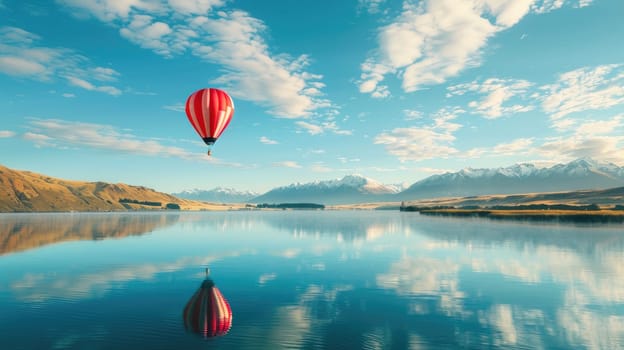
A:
[183,278,232,338]
[185,88,234,146]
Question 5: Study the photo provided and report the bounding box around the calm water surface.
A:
[1,211,623,349]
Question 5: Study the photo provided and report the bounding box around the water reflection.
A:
[9,250,246,302]
[0,212,180,255]
[171,211,406,242]
[1,211,623,349]
[183,271,233,338]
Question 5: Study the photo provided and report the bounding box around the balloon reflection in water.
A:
[182,274,232,338]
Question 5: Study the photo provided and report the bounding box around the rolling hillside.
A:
[0,164,226,212]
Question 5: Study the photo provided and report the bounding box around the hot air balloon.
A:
[185,88,235,156]
[182,274,232,338]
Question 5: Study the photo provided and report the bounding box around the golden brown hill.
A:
[0,164,242,212]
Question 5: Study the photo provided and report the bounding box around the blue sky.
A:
[1,0,623,193]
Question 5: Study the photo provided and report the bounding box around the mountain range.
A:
[180,158,624,205]
[399,158,624,200]
[2,158,623,211]
[172,187,259,203]
[250,175,404,205]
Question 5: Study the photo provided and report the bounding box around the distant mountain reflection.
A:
[0,212,180,255]
[151,211,624,251]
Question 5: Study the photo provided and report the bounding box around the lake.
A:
[1,211,623,349]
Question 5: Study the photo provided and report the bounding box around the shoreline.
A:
[416,209,624,223]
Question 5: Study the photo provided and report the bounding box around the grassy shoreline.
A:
[417,209,624,223]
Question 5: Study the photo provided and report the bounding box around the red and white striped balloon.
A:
[185,88,234,147]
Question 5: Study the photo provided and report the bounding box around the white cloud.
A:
[273,161,301,168]
[532,0,594,13]
[0,25,38,44]
[575,116,623,136]
[359,0,499,95]
[310,163,333,172]
[23,132,52,142]
[59,1,330,118]
[337,157,360,164]
[126,88,157,95]
[358,0,386,14]
[120,15,173,56]
[375,127,459,162]
[168,0,224,15]
[0,27,58,79]
[459,114,622,163]
[0,26,123,95]
[26,118,189,156]
[57,0,164,21]
[62,93,75,98]
[163,103,185,112]
[540,64,624,121]
[23,118,243,166]
[371,84,390,99]
[375,107,463,162]
[66,76,121,96]
[535,113,624,163]
[492,138,534,155]
[66,76,94,89]
[324,121,352,135]
[0,130,15,138]
[403,109,422,120]
[551,118,576,132]
[359,0,591,96]
[91,67,120,81]
[537,135,624,164]
[200,11,330,118]
[448,78,534,119]
[0,56,47,76]
[260,136,278,145]
[295,120,352,136]
[578,0,593,7]
[418,166,452,174]
[296,121,323,135]
[464,138,534,158]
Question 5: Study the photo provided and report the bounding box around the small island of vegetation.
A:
[118,198,181,210]
[400,203,624,223]
[255,203,325,210]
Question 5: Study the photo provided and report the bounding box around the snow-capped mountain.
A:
[398,158,624,200]
[250,175,402,205]
[173,159,624,205]
[172,187,259,203]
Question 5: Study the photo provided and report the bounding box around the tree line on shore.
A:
[118,198,180,209]
[400,203,622,212]
[253,203,325,209]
